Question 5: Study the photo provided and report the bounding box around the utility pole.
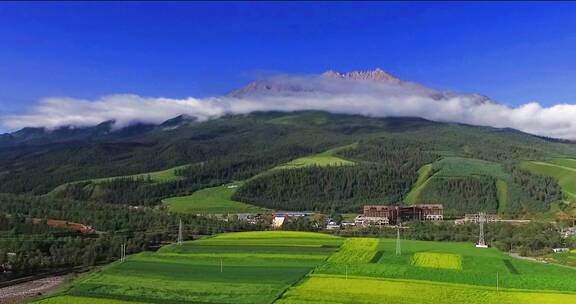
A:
[178,219,183,245]
[395,215,401,256]
[120,243,126,262]
[479,212,485,246]
[476,212,488,248]
[496,271,499,292]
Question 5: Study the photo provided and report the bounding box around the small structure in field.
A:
[455,213,499,225]
[271,212,312,229]
[552,248,570,253]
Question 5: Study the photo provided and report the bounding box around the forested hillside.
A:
[1,111,575,216]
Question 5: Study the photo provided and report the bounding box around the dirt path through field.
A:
[0,275,67,304]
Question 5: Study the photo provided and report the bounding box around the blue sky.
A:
[1,2,576,133]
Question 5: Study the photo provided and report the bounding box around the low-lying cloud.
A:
[3,73,576,140]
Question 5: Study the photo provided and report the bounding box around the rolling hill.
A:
[1,111,576,216]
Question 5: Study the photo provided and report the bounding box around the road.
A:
[0,275,67,304]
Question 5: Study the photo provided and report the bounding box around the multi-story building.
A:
[358,204,444,226]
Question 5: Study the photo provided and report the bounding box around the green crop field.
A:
[317,238,576,292]
[279,237,576,304]
[163,182,268,214]
[35,231,343,304]
[326,238,379,264]
[521,159,576,200]
[276,275,576,304]
[412,252,463,270]
[35,233,576,304]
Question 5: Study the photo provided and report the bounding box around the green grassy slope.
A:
[404,164,433,203]
[521,160,576,200]
[163,146,356,214]
[163,182,269,214]
[272,144,356,170]
[496,179,509,214]
[407,157,507,213]
[36,231,342,304]
[90,164,189,183]
[431,157,508,178]
[50,164,190,195]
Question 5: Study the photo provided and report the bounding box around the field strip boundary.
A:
[308,274,576,295]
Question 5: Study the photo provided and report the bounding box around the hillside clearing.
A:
[521,160,576,200]
[163,182,268,214]
[404,164,433,203]
[271,145,356,170]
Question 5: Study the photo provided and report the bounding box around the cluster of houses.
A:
[270,204,446,230]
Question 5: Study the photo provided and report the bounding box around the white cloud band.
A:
[3,74,576,140]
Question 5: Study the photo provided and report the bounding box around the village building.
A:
[355,204,444,226]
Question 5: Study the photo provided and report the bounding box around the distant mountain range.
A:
[228,68,492,104]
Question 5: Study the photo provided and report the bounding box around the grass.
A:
[50,165,190,195]
[327,238,379,264]
[404,164,433,203]
[316,238,576,292]
[35,231,343,304]
[276,275,576,304]
[36,234,576,304]
[521,160,576,200]
[412,252,463,270]
[163,145,356,214]
[272,145,355,170]
[431,157,507,179]
[496,179,509,214]
[163,182,268,214]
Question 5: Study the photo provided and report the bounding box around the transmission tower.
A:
[120,243,126,262]
[177,219,183,245]
[395,214,401,256]
[476,212,488,248]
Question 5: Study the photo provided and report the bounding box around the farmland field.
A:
[315,238,576,292]
[521,159,576,200]
[35,233,576,304]
[412,252,462,270]
[163,182,268,214]
[280,237,576,304]
[326,238,379,264]
[276,275,576,304]
[35,231,342,304]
